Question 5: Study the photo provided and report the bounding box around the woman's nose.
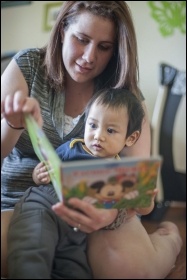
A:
[82,44,96,63]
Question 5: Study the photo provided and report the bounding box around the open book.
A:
[25,114,162,209]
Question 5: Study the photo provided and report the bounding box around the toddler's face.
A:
[84,102,128,158]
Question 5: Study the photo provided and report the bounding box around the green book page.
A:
[25,114,63,202]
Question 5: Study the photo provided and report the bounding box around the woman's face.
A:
[61,11,116,84]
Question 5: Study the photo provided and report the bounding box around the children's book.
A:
[25,114,162,209]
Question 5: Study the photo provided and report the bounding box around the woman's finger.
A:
[13,91,27,112]
[67,198,117,225]
[52,202,98,232]
[23,98,43,127]
[52,199,118,232]
[3,94,14,115]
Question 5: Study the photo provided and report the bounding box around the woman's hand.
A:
[1,92,43,128]
[1,59,43,158]
[1,59,42,128]
[52,198,119,233]
[1,94,43,158]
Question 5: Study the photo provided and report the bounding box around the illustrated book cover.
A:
[25,114,162,209]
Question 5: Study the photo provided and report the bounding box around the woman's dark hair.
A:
[43,1,140,97]
[85,88,145,138]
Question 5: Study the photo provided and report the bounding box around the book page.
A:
[25,114,63,201]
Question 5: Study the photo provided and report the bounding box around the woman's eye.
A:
[99,45,113,51]
[76,36,88,44]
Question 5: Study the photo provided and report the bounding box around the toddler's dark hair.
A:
[85,88,145,138]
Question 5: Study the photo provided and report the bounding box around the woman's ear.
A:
[125,131,140,147]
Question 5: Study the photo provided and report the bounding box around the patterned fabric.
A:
[103,208,128,230]
[63,115,81,136]
[1,48,85,209]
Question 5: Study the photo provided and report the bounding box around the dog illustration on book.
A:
[84,173,139,209]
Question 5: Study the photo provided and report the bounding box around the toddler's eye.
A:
[107,128,115,134]
[89,123,97,129]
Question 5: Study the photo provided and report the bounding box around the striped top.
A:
[1,48,85,209]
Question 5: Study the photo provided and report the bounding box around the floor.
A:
[141,201,186,279]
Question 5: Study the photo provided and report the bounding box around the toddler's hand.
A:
[146,188,159,203]
[33,162,51,185]
[135,188,158,216]
[124,190,139,200]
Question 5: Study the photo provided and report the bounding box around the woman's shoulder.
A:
[13,48,46,84]
[14,47,43,60]
[13,48,45,68]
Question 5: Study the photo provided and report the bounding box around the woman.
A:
[2,2,180,279]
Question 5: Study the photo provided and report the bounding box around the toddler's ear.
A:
[125,131,140,147]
